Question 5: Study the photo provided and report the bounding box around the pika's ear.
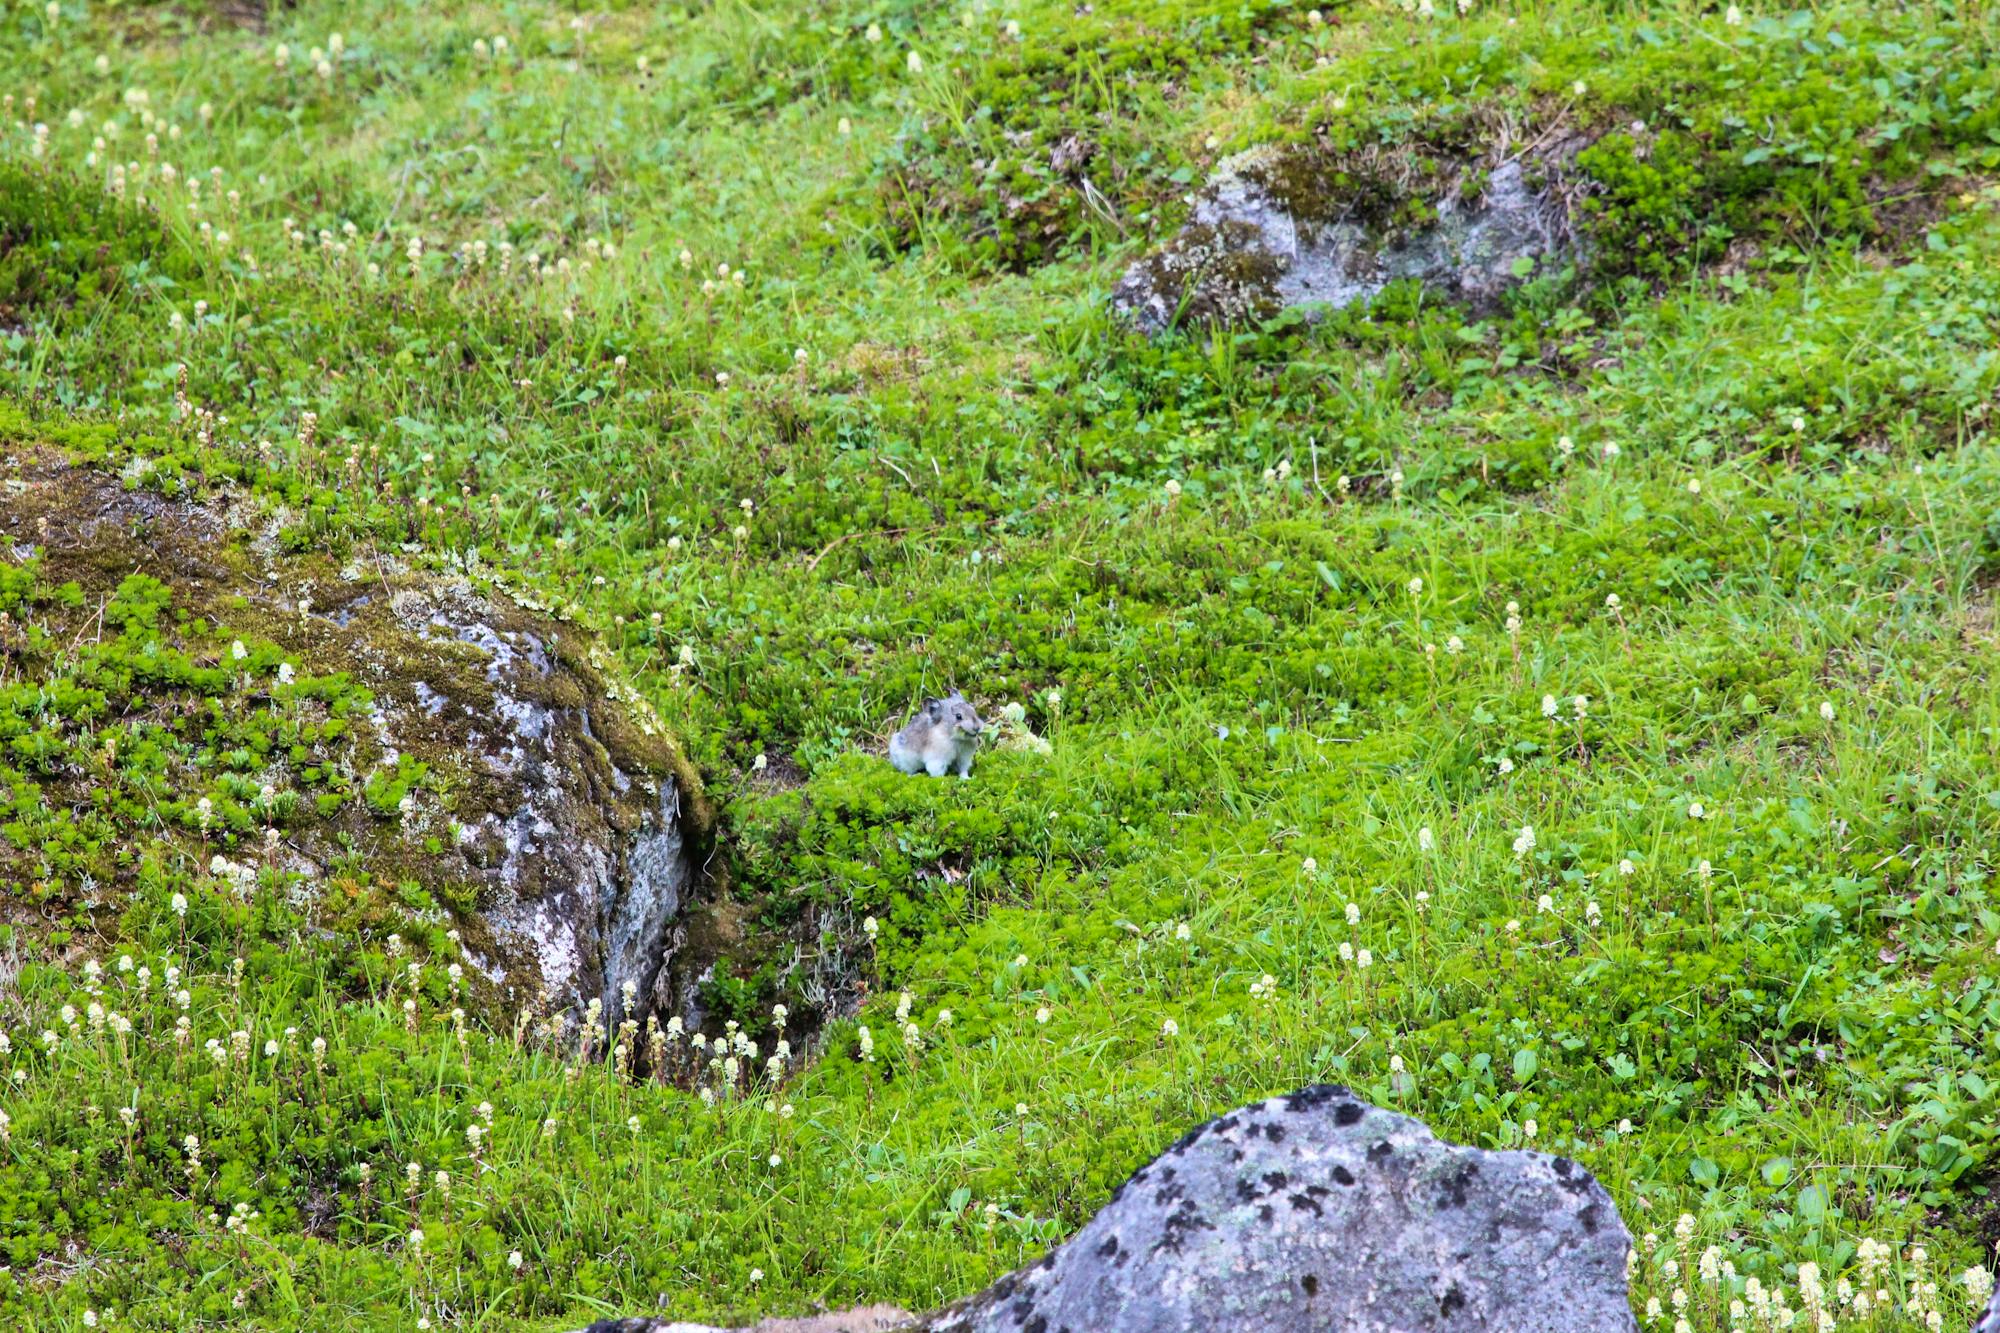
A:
[946,690,965,702]
[924,698,945,721]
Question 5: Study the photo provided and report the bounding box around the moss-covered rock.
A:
[1111,141,1575,334]
[2,446,713,1034]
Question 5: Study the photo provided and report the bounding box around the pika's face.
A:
[931,694,983,737]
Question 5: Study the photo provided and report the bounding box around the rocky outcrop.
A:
[578,1087,1637,1333]
[1113,143,1574,334]
[3,447,710,1034]
[384,577,702,1034]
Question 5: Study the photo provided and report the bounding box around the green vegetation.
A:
[1,0,1999,1329]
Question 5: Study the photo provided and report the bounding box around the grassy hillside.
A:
[2,0,1999,1328]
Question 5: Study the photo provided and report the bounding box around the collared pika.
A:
[888,692,984,778]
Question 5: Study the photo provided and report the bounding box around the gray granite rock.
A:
[579,1087,1637,1333]
[385,579,701,1038]
[1112,144,1572,334]
[1974,1278,2000,1333]
[930,1085,1635,1333]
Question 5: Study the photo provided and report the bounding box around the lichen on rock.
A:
[929,1085,1637,1333]
[1112,139,1577,334]
[1,446,712,1036]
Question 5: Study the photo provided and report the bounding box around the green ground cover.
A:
[0,0,1998,1327]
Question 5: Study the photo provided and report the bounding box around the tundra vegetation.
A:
[0,0,1997,1329]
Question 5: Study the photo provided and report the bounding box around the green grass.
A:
[1,0,1999,1328]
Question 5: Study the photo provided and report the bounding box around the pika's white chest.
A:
[890,726,979,777]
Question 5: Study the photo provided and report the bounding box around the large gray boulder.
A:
[1112,143,1572,334]
[931,1085,1636,1333]
[580,1086,1637,1333]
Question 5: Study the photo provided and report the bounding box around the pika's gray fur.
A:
[888,692,984,779]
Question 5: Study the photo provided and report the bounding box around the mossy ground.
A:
[0,0,1998,1330]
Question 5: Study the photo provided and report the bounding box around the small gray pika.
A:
[888,692,984,779]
